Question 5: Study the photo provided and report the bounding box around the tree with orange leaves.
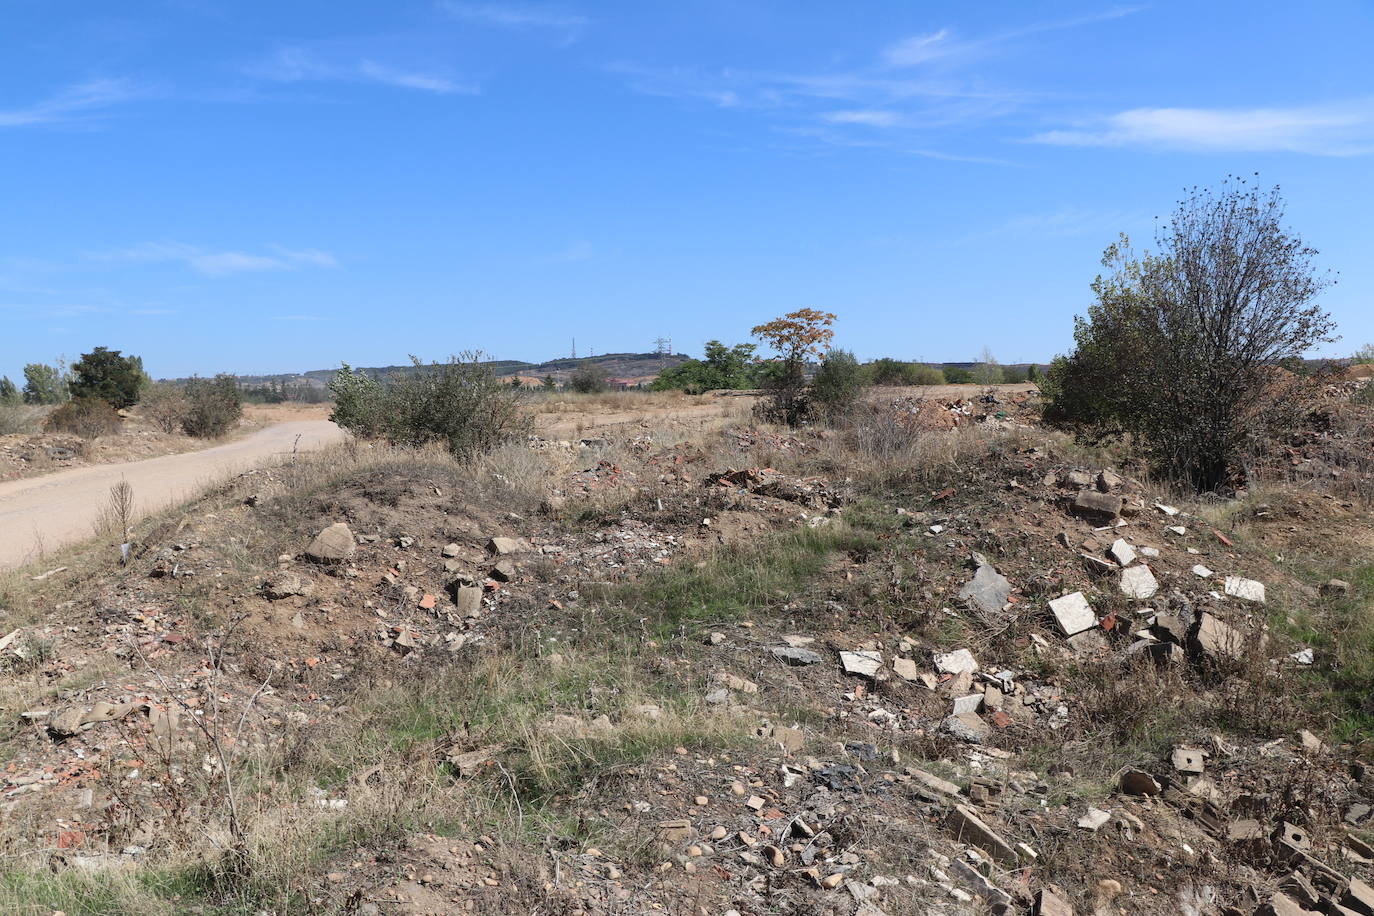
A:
[751,309,837,424]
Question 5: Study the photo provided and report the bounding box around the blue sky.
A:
[3,1,1373,381]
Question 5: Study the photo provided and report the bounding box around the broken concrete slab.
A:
[771,646,822,666]
[487,536,530,556]
[891,657,920,681]
[958,560,1012,618]
[908,767,961,797]
[942,713,991,744]
[1171,747,1206,774]
[1118,769,1161,795]
[1108,538,1137,567]
[945,804,1018,864]
[1081,553,1115,577]
[934,648,979,675]
[1048,591,1096,637]
[1076,808,1111,831]
[1224,575,1267,603]
[840,650,882,678]
[1191,612,1245,662]
[305,522,355,563]
[951,694,984,715]
[1034,886,1075,916]
[1256,892,1321,916]
[1119,565,1159,599]
[1072,490,1123,522]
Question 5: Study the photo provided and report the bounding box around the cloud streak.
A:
[0,79,139,128]
[437,2,587,32]
[252,47,476,94]
[94,243,339,276]
[1029,101,1374,156]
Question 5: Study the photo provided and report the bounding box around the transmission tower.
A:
[653,336,671,356]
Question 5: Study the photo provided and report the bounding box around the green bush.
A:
[182,375,243,438]
[330,355,530,459]
[911,364,945,385]
[69,347,148,409]
[651,341,758,393]
[569,363,609,393]
[0,376,19,406]
[943,367,972,384]
[45,397,121,438]
[811,349,864,420]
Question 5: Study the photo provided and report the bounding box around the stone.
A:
[840,651,882,678]
[263,572,313,600]
[1108,538,1137,567]
[1066,628,1108,656]
[1192,564,1213,578]
[1171,747,1205,774]
[908,767,961,797]
[487,536,529,556]
[892,657,920,681]
[782,634,815,647]
[1081,554,1115,577]
[1298,729,1324,753]
[1224,575,1267,603]
[490,559,517,582]
[958,561,1012,618]
[934,648,978,675]
[1323,579,1352,597]
[1341,878,1374,915]
[1192,612,1244,662]
[1119,565,1159,599]
[1071,490,1123,521]
[1256,893,1319,916]
[1119,769,1161,795]
[449,583,483,618]
[1035,886,1075,916]
[945,804,1017,864]
[656,819,694,847]
[305,523,355,563]
[1077,808,1110,831]
[942,713,991,744]
[952,694,984,715]
[771,646,822,666]
[442,543,461,558]
[1097,469,1123,492]
[1048,592,1096,637]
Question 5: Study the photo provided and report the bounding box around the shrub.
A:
[329,354,530,459]
[651,341,758,393]
[569,363,609,393]
[911,364,945,385]
[0,406,45,435]
[45,397,121,438]
[0,376,19,406]
[182,375,243,438]
[68,347,148,409]
[811,349,864,420]
[865,358,919,386]
[1044,179,1335,492]
[943,366,972,384]
[139,383,191,434]
[970,348,1005,385]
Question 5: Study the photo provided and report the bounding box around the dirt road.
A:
[0,420,345,570]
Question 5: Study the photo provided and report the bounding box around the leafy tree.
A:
[569,363,609,393]
[1025,364,1040,382]
[811,349,864,420]
[330,354,529,459]
[752,309,836,424]
[651,340,758,393]
[542,375,557,390]
[943,366,973,384]
[0,376,18,406]
[22,361,69,404]
[1044,178,1335,493]
[865,358,918,386]
[69,347,148,409]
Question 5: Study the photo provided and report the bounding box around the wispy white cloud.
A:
[1028,101,1374,156]
[0,79,139,128]
[880,7,1142,70]
[437,2,587,32]
[271,314,325,321]
[93,242,340,276]
[618,8,1142,159]
[821,109,903,128]
[251,47,476,94]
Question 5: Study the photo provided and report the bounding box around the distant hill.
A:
[217,352,692,390]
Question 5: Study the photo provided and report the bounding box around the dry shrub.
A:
[44,397,121,438]
[0,405,45,435]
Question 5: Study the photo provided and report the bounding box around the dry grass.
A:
[0,405,47,436]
